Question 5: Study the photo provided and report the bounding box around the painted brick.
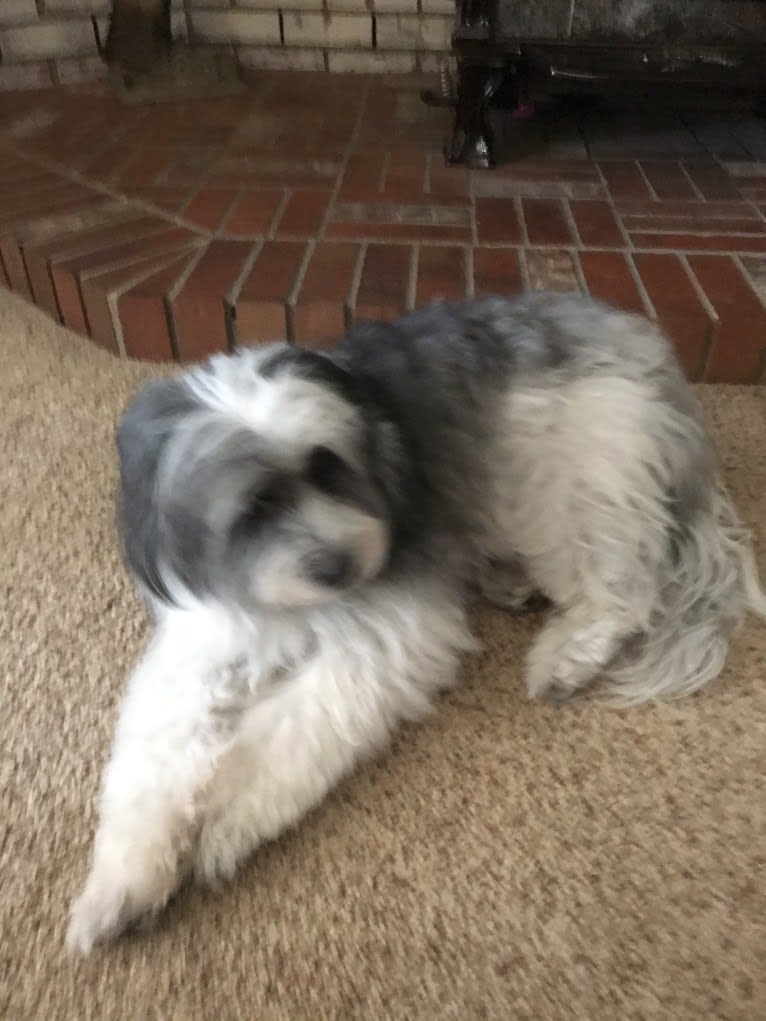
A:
[191,9,281,44]
[235,0,323,7]
[683,160,740,201]
[569,200,623,247]
[521,198,574,246]
[274,190,330,237]
[472,247,522,296]
[328,0,418,9]
[688,255,766,382]
[633,252,715,380]
[354,243,412,320]
[119,254,198,362]
[1,19,98,60]
[580,250,645,315]
[0,63,53,89]
[526,249,580,292]
[327,51,417,73]
[629,233,766,253]
[475,198,522,245]
[0,0,38,24]
[282,12,371,48]
[599,161,652,199]
[375,14,452,50]
[292,241,359,346]
[639,161,698,200]
[222,190,285,237]
[172,241,255,360]
[234,240,307,343]
[622,215,763,234]
[55,56,107,83]
[43,0,109,11]
[238,47,326,71]
[415,244,466,303]
[614,199,757,219]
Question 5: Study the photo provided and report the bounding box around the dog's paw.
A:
[67,879,135,955]
[66,863,176,954]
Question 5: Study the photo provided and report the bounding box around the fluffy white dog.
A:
[68,293,765,953]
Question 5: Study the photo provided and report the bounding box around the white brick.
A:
[328,0,417,10]
[282,12,371,48]
[418,51,455,73]
[0,18,98,60]
[43,0,109,12]
[420,0,455,12]
[234,0,323,9]
[191,9,281,44]
[328,49,416,72]
[0,0,38,25]
[55,54,107,82]
[0,62,52,88]
[375,13,451,50]
[171,10,188,40]
[238,46,326,71]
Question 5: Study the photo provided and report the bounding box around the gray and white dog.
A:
[68,292,765,952]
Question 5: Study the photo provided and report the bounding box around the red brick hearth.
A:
[2,73,766,382]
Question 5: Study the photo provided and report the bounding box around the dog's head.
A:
[116,346,408,610]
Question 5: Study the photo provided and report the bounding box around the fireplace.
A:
[440,0,766,167]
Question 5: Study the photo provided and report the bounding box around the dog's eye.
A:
[306,446,347,493]
[241,479,285,527]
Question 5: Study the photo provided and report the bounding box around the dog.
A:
[67,293,766,953]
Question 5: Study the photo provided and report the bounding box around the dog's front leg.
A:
[195,588,472,883]
[67,622,249,954]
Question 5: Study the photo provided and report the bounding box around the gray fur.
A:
[116,292,766,702]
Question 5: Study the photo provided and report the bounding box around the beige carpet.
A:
[1,289,765,1021]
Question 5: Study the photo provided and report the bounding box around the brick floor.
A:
[1,74,766,381]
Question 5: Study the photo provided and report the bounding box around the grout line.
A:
[227,239,264,308]
[226,240,265,351]
[266,189,292,240]
[594,160,634,251]
[211,188,245,239]
[517,247,531,293]
[346,241,367,327]
[286,239,317,344]
[566,0,575,35]
[570,248,588,296]
[635,161,659,201]
[423,151,432,196]
[6,138,209,238]
[562,199,582,247]
[678,253,719,379]
[514,195,529,246]
[316,78,371,244]
[464,243,474,298]
[108,247,200,360]
[732,252,766,314]
[378,150,391,193]
[679,162,705,201]
[407,244,419,311]
[625,250,656,321]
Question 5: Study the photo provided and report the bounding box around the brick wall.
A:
[0,0,455,89]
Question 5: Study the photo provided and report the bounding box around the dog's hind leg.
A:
[475,556,549,613]
[524,603,633,703]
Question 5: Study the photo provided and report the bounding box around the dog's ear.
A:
[115,378,201,604]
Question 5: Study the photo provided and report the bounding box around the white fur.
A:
[67,295,765,953]
[68,581,473,953]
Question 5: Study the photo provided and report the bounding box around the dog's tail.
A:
[604,484,766,705]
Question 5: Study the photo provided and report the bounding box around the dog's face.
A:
[117,347,406,610]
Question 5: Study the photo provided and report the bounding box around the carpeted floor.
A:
[1,288,765,1021]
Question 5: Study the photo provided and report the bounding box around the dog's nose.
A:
[311,550,353,588]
